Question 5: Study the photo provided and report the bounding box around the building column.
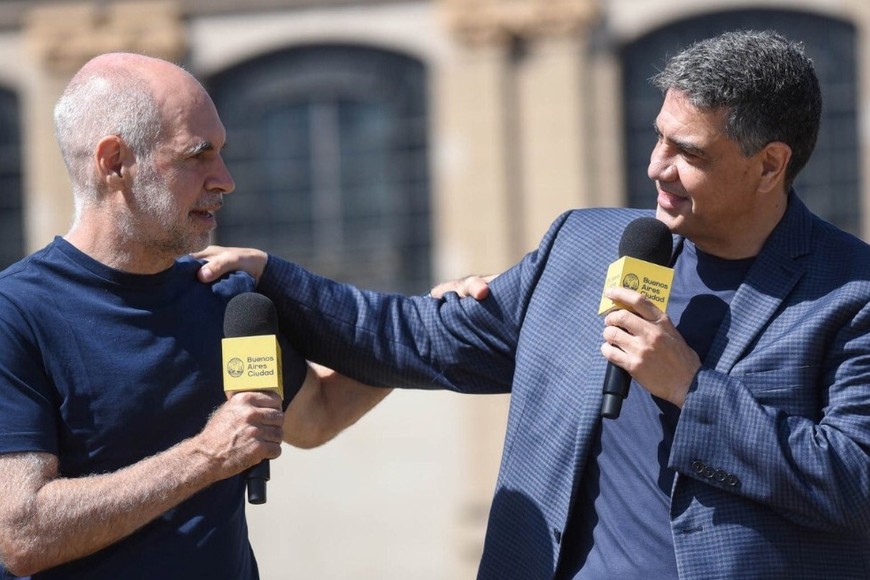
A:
[510,2,601,249]
[437,0,600,270]
[21,0,185,252]
[436,0,599,574]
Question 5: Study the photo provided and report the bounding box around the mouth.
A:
[656,187,688,211]
[191,197,223,223]
[190,208,219,229]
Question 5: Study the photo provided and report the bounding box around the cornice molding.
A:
[25,1,186,75]
[441,0,600,47]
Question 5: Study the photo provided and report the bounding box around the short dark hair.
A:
[651,30,822,189]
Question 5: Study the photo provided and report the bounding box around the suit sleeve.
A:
[671,295,870,534]
[256,212,573,396]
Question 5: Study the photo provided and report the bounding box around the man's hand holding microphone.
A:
[600,286,700,409]
[598,217,701,415]
[193,385,285,490]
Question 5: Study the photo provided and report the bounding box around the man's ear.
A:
[758,141,792,193]
[95,135,127,189]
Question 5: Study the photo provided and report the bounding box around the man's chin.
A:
[188,239,211,256]
[178,233,212,258]
[654,206,683,234]
[655,204,675,221]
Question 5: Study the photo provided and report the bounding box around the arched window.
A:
[0,87,23,269]
[622,10,860,235]
[208,45,431,294]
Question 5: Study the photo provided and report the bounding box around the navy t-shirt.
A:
[0,238,305,580]
[557,239,754,578]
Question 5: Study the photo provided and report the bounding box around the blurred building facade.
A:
[0,0,867,577]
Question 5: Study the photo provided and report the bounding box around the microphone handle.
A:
[246,460,270,505]
[601,362,631,419]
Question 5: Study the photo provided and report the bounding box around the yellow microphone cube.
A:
[598,256,674,316]
[221,335,284,397]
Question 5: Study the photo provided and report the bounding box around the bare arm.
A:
[284,364,393,449]
[0,392,282,576]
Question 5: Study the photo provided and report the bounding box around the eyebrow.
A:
[184,140,226,156]
[653,122,706,158]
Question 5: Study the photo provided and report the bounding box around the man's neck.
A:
[693,190,790,260]
[64,224,176,275]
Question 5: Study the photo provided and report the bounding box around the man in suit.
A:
[198,30,870,578]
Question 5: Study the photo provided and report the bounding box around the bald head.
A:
[76,53,207,108]
[53,53,209,200]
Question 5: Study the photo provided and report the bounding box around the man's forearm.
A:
[284,364,392,449]
[0,392,282,576]
[0,438,224,576]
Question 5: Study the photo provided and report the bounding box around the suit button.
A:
[702,466,715,478]
[726,474,739,487]
[691,460,705,474]
[714,470,727,482]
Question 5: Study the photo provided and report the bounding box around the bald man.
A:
[0,53,386,579]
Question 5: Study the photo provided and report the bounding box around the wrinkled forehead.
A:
[151,69,227,149]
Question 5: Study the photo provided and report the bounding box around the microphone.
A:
[222,292,284,504]
[599,217,674,419]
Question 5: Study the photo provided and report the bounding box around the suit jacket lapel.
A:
[704,194,812,372]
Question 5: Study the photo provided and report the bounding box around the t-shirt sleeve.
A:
[0,293,58,455]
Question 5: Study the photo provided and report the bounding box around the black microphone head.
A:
[618,217,673,266]
[224,292,279,337]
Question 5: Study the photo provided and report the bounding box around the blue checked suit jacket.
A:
[260,193,870,579]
